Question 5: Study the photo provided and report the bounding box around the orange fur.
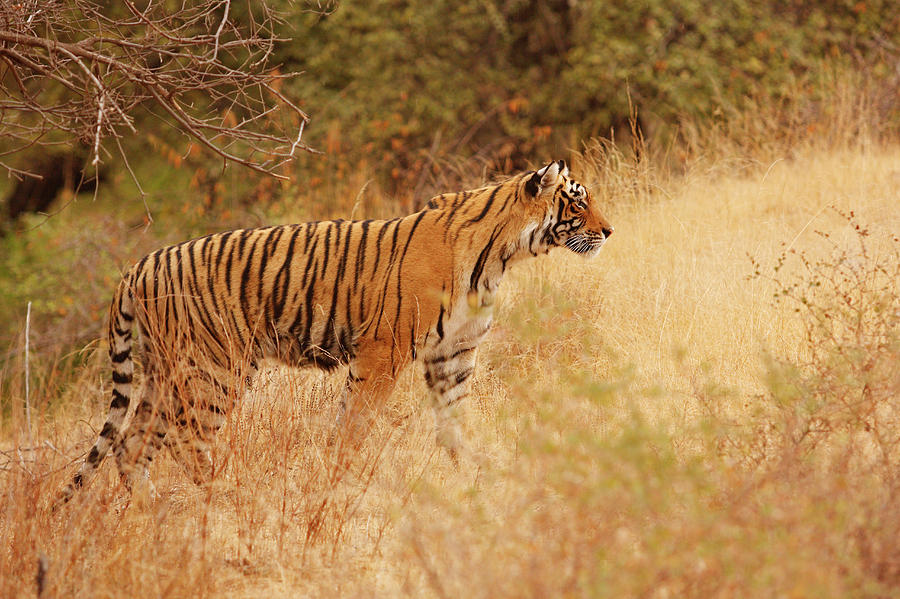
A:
[58,160,613,503]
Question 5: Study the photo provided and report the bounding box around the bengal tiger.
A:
[57,159,613,504]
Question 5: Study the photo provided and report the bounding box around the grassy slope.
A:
[1,143,899,597]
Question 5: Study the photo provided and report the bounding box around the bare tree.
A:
[0,0,321,183]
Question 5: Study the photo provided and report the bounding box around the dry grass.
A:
[2,135,899,597]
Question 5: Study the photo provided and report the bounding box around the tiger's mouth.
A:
[564,233,606,257]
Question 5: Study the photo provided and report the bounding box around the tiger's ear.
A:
[525,160,569,197]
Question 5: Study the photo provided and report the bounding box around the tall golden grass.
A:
[2,97,900,596]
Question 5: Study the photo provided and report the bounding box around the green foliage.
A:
[0,214,122,356]
[280,0,900,186]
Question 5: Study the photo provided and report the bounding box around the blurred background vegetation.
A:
[285,0,899,184]
[1,0,898,384]
[2,5,900,594]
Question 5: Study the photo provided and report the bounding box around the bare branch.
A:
[0,0,320,181]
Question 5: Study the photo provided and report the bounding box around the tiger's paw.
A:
[434,423,467,468]
[130,477,159,509]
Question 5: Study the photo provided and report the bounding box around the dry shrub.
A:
[743,210,900,588]
[754,210,900,469]
[2,73,899,597]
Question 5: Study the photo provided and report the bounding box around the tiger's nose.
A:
[602,227,614,238]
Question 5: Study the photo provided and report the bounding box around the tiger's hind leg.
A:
[163,367,245,485]
[164,408,223,486]
[112,376,168,497]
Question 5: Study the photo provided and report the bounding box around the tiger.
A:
[57,159,613,504]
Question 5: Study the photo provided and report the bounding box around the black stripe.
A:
[391,211,428,351]
[320,223,333,279]
[444,391,469,407]
[111,349,131,363]
[137,269,149,321]
[235,229,253,258]
[206,402,227,415]
[337,221,354,283]
[230,230,254,305]
[239,232,263,322]
[228,311,247,349]
[146,250,163,321]
[110,389,129,410]
[133,254,151,282]
[224,234,237,296]
[432,368,473,395]
[273,226,300,324]
[436,303,445,341]
[174,243,189,329]
[300,261,317,347]
[469,224,503,292]
[302,221,316,253]
[215,230,235,277]
[345,282,355,349]
[387,218,402,264]
[112,371,132,384]
[498,180,520,214]
[454,368,473,386]
[465,185,501,226]
[353,220,371,293]
[357,285,368,330]
[338,324,353,361]
[398,211,427,264]
[371,218,396,275]
[322,240,346,352]
[555,195,566,224]
[161,249,174,333]
[183,239,228,357]
[371,219,404,341]
[85,447,100,465]
[288,232,321,336]
[212,232,234,316]
[425,345,475,365]
[258,227,283,319]
[443,205,462,241]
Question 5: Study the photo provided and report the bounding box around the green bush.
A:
[281,0,900,186]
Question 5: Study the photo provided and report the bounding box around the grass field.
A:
[2,138,899,597]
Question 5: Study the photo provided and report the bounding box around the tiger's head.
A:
[524,160,613,258]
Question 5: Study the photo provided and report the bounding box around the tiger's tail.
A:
[55,276,136,506]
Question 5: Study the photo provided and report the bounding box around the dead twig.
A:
[0,0,324,180]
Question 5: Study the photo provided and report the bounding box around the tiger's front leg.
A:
[423,344,479,462]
